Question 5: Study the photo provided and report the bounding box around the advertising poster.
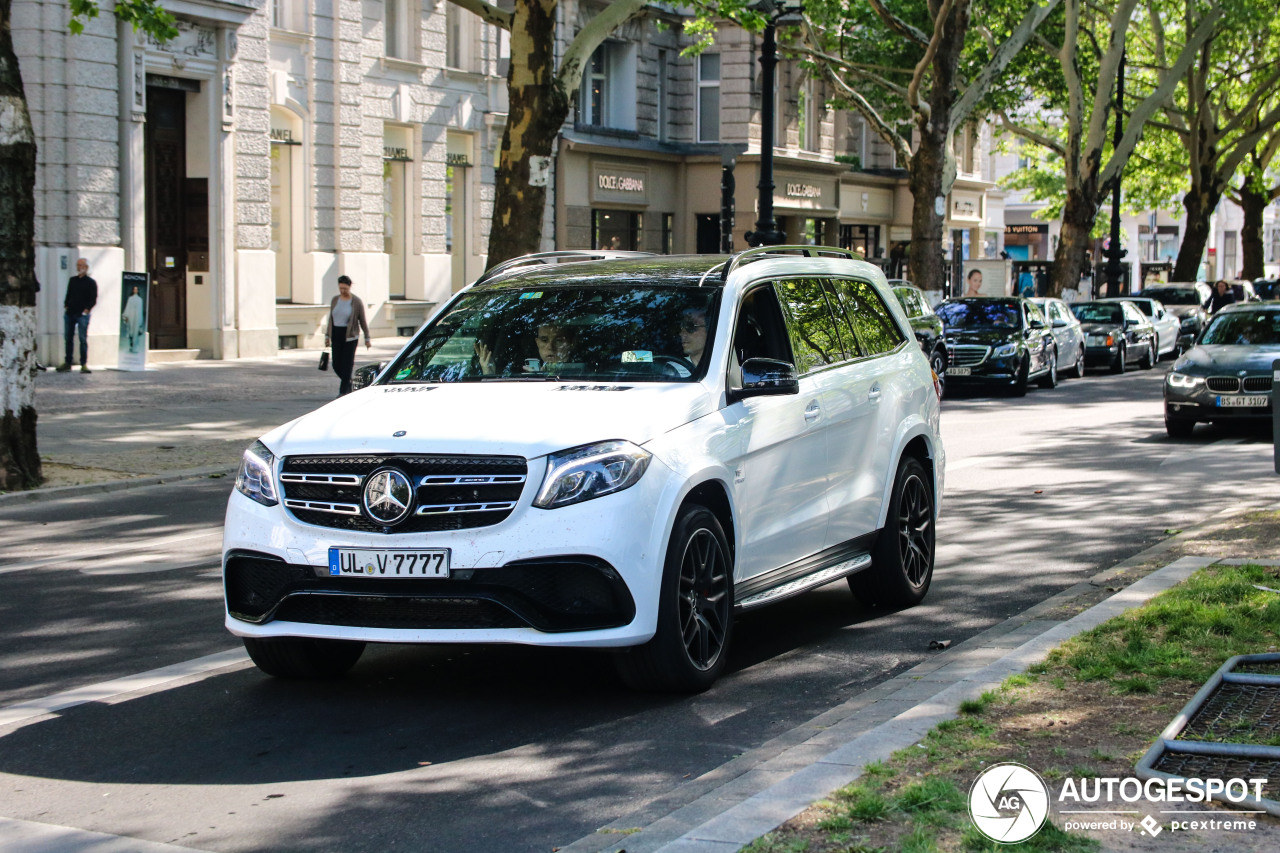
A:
[118,272,149,371]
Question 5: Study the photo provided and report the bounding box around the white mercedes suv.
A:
[224,247,945,692]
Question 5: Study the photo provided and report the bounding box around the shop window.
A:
[593,210,642,250]
[662,212,674,254]
[697,53,720,143]
[581,42,637,130]
[839,224,881,260]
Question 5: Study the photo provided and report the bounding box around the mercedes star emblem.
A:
[363,468,414,525]
[393,430,407,437]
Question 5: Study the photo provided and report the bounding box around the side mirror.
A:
[728,358,800,403]
[1052,318,1068,328]
[352,361,387,391]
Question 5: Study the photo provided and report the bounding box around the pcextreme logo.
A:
[969,763,1050,843]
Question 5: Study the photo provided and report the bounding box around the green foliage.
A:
[68,1,179,41]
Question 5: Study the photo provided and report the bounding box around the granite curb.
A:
[0,465,236,506]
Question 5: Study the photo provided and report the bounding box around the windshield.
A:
[935,301,1020,329]
[383,284,719,383]
[1254,281,1280,301]
[1142,288,1200,306]
[1200,311,1280,346]
[1072,303,1123,324]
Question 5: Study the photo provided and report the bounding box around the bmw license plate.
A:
[1216,395,1268,408]
[328,548,450,578]
[947,367,971,376]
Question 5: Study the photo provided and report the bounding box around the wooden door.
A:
[146,87,188,349]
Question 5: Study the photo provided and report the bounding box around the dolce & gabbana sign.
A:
[591,163,650,205]
[774,172,837,213]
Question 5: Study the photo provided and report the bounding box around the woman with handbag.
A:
[325,275,371,396]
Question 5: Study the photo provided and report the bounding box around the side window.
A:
[777,278,854,372]
[832,278,906,356]
[1124,303,1144,324]
[1049,302,1067,324]
[732,285,792,365]
[1026,302,1046,327]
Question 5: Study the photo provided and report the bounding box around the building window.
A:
[697,53,720,143]
[447,4,479,72]
[593,210,642,250]
[272,0,305,31]
[662,212,674,254]
[386,0,413,60]
[580,42,637,130]
[840,224,881,259]
[1223,231,1238,278]
[798,77,819,152]
[656,50,668,142]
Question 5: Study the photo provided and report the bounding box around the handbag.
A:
[318,351,329,371]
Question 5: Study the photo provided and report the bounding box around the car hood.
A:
[259,382,717,459]
[1174,345,1280,375]
[944,328,1019,346]
[1079,322,1124,335]
[1163,304,1203,320]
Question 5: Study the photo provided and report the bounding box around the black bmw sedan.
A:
[935,297,1057,396]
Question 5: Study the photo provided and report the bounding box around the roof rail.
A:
[720,245,856,284]
[473,250,656,287]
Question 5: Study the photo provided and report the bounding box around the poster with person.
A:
[118,272,149,371]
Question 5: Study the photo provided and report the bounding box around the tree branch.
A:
[558,0,649,94]
[867,0,931,46]
[445,0,513,31]
[908,0,959,121]
[999,110,1068,157]
[951,0,1063,132]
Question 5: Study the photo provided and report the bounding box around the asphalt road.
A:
[1,362,1276,853]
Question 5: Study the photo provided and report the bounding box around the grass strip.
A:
[742,561,1280,852]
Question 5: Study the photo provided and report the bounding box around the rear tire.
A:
[615,505,734,693]
[243,637,365,679]
[1069,345,1085,378]
[849,456,934,608]
[1038,348,1058,389]
[1165,416,1196,439]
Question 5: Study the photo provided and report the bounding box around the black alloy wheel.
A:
[243,637,366,679]
[929,348,947,398]
[1038,347,1058,389]
[1110,343,1127,374]
[1070,343,1085,378]
[849,455,934,607]
[616,504,734,693]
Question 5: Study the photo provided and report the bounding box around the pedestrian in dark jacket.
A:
[1207,279,1236,313]
[325,275,372,396]
[58,258,97,373]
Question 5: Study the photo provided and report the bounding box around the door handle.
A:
[803,400,822,422]
[868,383,882,401]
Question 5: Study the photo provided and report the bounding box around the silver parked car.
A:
[1098,296,1181,359]
[1030,297,1086,378]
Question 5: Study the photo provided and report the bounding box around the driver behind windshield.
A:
[679,307,708,367]
[532,322,577,372]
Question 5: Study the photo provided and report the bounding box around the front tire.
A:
[243,637,365,679]
[1038,348,1058,389]
[1069,344,1085,378]
[616,505,734,693]
[1110,344,1127,374]
[849,456,935,608]
[1165,415,1196,439]
[1139,337,1155,369]
[1010,355,1029,397]
[929,347,947,399]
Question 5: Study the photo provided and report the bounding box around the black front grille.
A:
[1207,377,1240,392]
[276,595,525,629]
[280,454,528,533]
[1243,376,1272,393]
[225,550,635,632]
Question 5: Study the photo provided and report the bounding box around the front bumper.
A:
[945,353,1021,383]
[222,457,677,648]
[1083,342,1121,367]
[1164,385,1273,421]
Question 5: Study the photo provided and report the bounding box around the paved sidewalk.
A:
[18,339,407,499]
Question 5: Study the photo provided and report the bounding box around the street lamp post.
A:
[745,1,801,248]
[1103,51,1127,297]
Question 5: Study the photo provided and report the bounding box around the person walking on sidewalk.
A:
[58,258,97,373]
[325,275,371,396]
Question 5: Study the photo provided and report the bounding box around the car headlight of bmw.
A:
[992,343,1019,358]
[234,440,280,507]
[1166,372,1205,389]
[534,440,651,509]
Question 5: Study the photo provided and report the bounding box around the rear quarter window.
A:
[833,279,907,356]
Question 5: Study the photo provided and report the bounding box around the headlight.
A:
[992,343,1018,358]
[534,440,651,509]
[1166,373,1204,389]
[234,440,279,506]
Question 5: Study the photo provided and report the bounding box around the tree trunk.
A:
[485,0,569,270]
[1173,183,1221,281]
[0,0,42,490]
[1239,182,1267,280]
[907,140,945,294]
[1052,187,1098,299]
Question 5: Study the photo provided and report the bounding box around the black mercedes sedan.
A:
[935,297,1057,396]
[1163,302,1280,438]
[1070,300,1157,373]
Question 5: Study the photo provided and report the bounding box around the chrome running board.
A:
[736,553,872,610]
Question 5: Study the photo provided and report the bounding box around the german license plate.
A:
[947,366,971,376]
[328,547,449,578]
[1216,395,1268,408]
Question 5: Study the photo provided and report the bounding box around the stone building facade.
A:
[24,0,505,367]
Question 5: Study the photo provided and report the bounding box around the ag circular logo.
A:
[969,762,1050,844]
[363,468,414,525]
